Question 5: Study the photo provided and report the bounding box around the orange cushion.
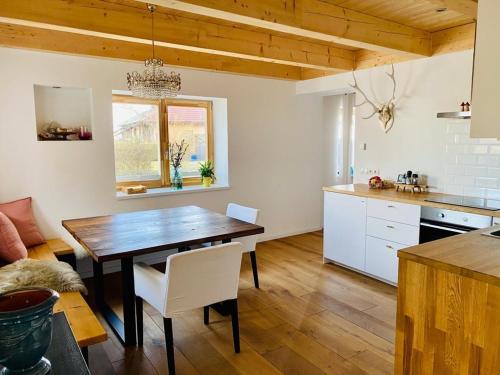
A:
[0,212,28,263]
[0,197,45,248]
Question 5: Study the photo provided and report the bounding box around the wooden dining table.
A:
[62,205,264,346]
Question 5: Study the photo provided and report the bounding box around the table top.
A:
[62,205,265,262]
[46,312,90,374]
[0,312,89,374]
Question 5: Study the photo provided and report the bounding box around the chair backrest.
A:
[226,203,260,252]
[163,243,244,317]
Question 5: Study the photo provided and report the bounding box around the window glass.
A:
[112,102,161,183]
[167,105,209,178]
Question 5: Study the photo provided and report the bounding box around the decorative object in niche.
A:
[349,64,399,133]
[34,85,93,141]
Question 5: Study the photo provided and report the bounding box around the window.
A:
[112,96,213,188]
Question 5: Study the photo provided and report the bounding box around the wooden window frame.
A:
[165,98,214,186]
[113,95,214,189]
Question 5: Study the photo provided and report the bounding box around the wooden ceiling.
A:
[0,0,477,80]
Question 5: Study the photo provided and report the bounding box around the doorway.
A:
[323,93,356,186]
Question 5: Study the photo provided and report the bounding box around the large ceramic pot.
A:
[0,287,59,375]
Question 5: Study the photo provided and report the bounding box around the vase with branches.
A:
[167,139,189,190]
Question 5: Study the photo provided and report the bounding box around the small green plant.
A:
[199,160,215,181]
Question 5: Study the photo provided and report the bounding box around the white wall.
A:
[298,50,500,197]
[0,47,324,274]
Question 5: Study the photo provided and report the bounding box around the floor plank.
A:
[85,231,396,375]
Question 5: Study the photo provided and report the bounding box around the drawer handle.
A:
[386,245,394,249]
[386,225,395,229]
[387,205,396,208]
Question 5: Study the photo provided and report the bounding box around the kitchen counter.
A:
[323,183,500,218]
[395,227,500,373]
[399,227,500,287]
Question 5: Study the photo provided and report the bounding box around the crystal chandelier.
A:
[127,4,181,99]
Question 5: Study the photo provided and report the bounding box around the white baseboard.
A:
[258,226,323,242]
[77,227,323,279]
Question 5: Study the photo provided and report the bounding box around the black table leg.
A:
[121,258,137,346]
[92,257,137,346]
[92,260,104,308]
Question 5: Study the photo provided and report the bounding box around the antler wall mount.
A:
[349,64,399,133]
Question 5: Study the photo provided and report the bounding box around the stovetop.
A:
[424,196,500,211]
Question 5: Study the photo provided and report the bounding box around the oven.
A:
[419,206,493,244]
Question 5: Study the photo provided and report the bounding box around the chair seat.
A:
[134,262,165,313]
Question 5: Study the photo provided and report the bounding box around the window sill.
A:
[116,184,230,200]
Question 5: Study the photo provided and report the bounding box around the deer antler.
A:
[386,64,396,102]
[348,71,380,120]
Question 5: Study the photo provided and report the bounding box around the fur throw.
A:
[0,259,87,295]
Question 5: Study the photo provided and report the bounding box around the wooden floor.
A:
[84,231,397,375]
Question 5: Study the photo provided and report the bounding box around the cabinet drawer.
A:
[366,217,419,246]
[367,199,420,226]
[365,236,403,284]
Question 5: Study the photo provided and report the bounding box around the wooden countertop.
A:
[323,184,500,218]
[398,227,500,287]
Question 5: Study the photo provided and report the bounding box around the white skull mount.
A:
[349,64,398,133]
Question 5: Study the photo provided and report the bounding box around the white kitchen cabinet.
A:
[323,192,366,270]
[365,236,403,284]
[471,0,500,138]
[324,192,420,285]
[367,199,420,226]
[366,217,420,246]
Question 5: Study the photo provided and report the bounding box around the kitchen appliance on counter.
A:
[420,206,493,243]
[424,196,500,211]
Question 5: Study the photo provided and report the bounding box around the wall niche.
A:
[34,85,93,141]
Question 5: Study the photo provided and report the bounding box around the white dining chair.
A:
[134,243,244,375]
[226,203,261,289]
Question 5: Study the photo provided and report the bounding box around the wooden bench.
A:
[28,239,107,349]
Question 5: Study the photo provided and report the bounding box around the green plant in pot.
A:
[199,160,215,187]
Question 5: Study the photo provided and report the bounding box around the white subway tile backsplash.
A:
[444,122,500,197]
[445,165,465,175]
[478,138,500,145]
[445,154,458,164]
[447,122,469,134]
[476,177,499,189]
[446,145,466,154]
[487,189,500,200]
[466,145,489,154]
[443,185,464,196]
[488,168,500,178]
[477,155,500,167]
[464,166,488,176]
[463,187,487,198]
[456,135,480,145]
[453,175,476,186]
[489,145,500,154]
[456,154,477,165]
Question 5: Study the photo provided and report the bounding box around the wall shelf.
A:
[34,85,93,141]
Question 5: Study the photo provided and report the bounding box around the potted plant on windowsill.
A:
[199,160,215,187]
